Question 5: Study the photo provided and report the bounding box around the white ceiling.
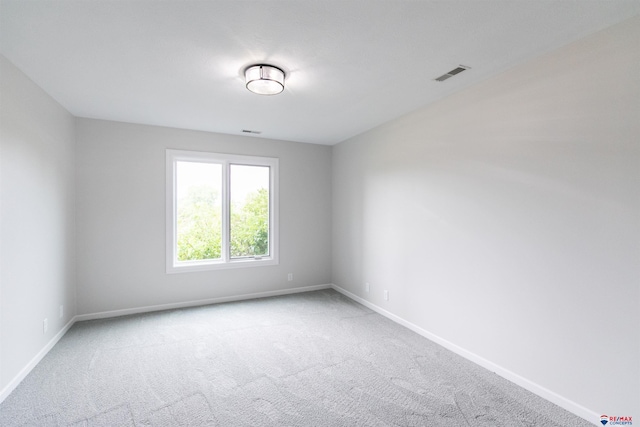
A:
[1,1,638,145]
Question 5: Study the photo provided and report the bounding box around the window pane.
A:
[176,161,222,261]
[230,164,270,258]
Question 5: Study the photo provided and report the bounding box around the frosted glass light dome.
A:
[245,65,285,95]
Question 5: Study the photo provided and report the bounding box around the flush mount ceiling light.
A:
[245,64,285,95]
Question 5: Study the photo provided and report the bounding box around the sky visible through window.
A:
[176,161,221,201]
[177,161,268,202]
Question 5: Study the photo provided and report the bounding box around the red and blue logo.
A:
[601,415,633,426]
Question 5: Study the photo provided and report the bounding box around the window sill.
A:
[166,257,278,274]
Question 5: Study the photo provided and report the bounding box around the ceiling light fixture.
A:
[245,65,285,95]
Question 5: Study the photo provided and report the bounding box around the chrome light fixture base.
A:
[245,64,285,95]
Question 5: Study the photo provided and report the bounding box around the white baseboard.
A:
[0,317,75,404]
[0,283,332,405]
[75,284,332,321]
[330,283,600,426]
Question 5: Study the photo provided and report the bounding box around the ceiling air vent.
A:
[435,65,470,82]
[242,129,262,134]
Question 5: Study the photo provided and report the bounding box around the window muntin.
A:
[166,150,278,273]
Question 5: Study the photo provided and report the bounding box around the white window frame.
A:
[166,149,279,273]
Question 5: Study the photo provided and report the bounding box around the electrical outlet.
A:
[59,305,64,319]
[365,282,370,292]
[384,290,389,301]
[287,273,293,281]
[43,318,48,334]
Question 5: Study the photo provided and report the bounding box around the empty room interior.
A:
[1,1,639,426]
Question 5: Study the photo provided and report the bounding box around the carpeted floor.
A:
[0,289,591,426]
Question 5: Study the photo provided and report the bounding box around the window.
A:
[166,149,278,273]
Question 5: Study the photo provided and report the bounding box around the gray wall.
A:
[75,119,332,315]
[0,55,76,394]
[332,16,639,417]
